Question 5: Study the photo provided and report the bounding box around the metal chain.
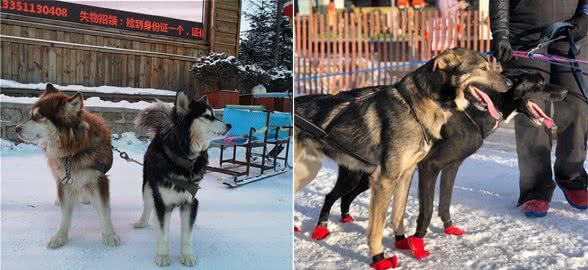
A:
[112,146,143,166]
[61,156,73,184]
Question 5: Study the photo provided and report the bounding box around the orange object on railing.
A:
[412,0,425,8]
[397,0,409,8]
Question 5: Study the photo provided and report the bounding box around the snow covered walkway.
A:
[1,134,293,270]
[295,128,588,270]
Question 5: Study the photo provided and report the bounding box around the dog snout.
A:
[15,126,22,134]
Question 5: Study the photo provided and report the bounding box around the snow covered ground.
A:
[295,128,588,270]
[1,133,293,270]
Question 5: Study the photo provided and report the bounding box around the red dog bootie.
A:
[408,236,431,259]
[521,200,549,217]
[311,224,330,240]
[444,225,464,236]
[294,226,300,233]
[340,213,354,223]
[370,253,398,270]
[394,235,409,250]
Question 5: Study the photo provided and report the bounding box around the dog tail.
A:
[134,101,172,139]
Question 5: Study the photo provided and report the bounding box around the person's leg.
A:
[550,39,588,209]
[506,57,554,207]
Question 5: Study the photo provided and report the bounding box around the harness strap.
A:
[565,34,588,102]
[165,178,200,197]
[394,87,433,145]
[294,114,378,166]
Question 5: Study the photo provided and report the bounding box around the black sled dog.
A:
[133,92,231,267]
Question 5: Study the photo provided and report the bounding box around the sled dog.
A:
[133,92,230,267]
[16,83,120,249]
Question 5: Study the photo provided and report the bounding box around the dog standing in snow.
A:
[15,83,120,249]
[133,92,231,267]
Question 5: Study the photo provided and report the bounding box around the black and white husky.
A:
[133,92,231,267]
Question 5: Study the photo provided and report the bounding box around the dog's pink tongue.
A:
[476,89,500,120]
[529,101,554,128]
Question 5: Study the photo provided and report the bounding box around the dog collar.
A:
[462,109,500,139]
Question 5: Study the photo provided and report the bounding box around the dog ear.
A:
[67,92,84,112]
[199,95,209,104]
[175,91,190,114]
[42,83,59,96]
[433,50,461,71]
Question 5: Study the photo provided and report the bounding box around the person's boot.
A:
[556,177,588,210]
[521,199,550,217]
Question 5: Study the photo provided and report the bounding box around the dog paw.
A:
[102,233,121,246]
[180,255,196,267]
[133,221,147,229]
[155,255,171,267]
[47,235,67,249]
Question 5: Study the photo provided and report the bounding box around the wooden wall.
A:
[0,0,242,95]
[209,1,242,56]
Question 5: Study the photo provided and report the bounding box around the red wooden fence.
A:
[294,9,496,95]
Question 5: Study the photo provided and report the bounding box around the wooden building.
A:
[0,0,242,95]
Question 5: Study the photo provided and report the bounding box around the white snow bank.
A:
[0,138,41,156]
[0,94,164,110]
[0,79,176,96]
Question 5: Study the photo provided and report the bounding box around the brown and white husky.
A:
[15,83,120,249]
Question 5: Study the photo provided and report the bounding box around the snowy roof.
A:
[0,94,161,110]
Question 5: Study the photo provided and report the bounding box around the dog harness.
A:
[162,146,201,197]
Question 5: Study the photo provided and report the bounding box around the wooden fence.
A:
[0,1,241,96]
[295,9,495,95]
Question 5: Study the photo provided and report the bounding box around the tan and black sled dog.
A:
[16,84,120,249]
[294,48,512,268]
